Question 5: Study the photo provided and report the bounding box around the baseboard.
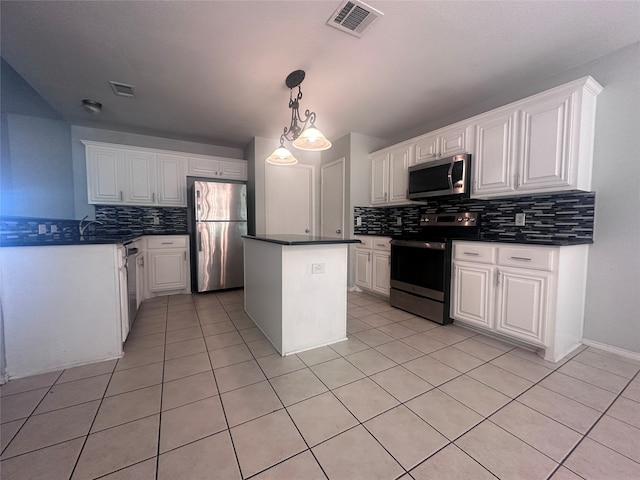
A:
[581,338,640,363]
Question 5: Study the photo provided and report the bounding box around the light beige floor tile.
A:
[57,359,117,384]
[310,357,365,389]
[347,306,373,318]
[490,353,553,382]
[575,349,640,378]
[0,437,84,480]
[196,310,229,325]
[238,326,265,342]
[130,321,166,337]
[204,331,244,350]
[472,334,516,351]
[287,392,359,446]
[166,318,200,332]
[99,458,157,479]
[424,327,469,346]
[429,346,485,372]
[246,338,278,358]
[509,346,568,369]
[35,373,110,414]
[564,437,640,480]
[160,396,227,453]
[231,317,256,329]
[107,362,163,397]
[607,395,640,428]
[380,308,417,322]
[365,405,448,469]
[540,371,617,411]
[72,415,159,480]
[296,345,340,366]
[439,375,510,417]
[135,313,165,325]
[256,353,306,378]
[163,352,211,382]
[398,317,440,332]
[269,368,328,406]
[588,414,640,462]
[403,355,461,386]
[333,378,399,422]
[164,326,202,345]
[456,420,557,479]
[2,400,99,458]
[518,385,601,434]
[549,466,585,480]
[490,402,582,462]
[209,343,253,369]
[377,322,419,339]
[345,348,396,375]
[167,303,195,314]
[401,333,448,354]
[201,320,236,336]
[0,370,60,397]
[312,425,404,480]
[622,378,640,403]
[410,444,496,480]
[231,409,306,478]
[162,371,218,411]
[164,337,207,361]
[358,313,395,328]
[371,365,434,402]
[330,337,370,356]
[346,317,371,334]
[406,389,483,440]
[352,328,395,347]
[466,363,534,398]
[0,387,49,423]
[221,380,283,427]
[115,346,164,371]
[251,450,326,480]
[0,418,25,451]
[375,340,423,364]
[92,385,162,432]
[214,359,266,393]
[124,332,166,351]
[451,338,505,361]
[558,360,629,393]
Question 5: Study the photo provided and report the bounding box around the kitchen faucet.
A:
[79,215,104,237]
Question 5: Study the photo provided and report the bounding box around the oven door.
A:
[390,239,447,301]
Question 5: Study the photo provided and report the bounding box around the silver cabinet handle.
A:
[463,251,480,256]
[368,252,371,261]
[183,251,187,261]
[305,229,310,233]
[161,242,173,245]
[152,192,155,202]
[375,243,386,247]
[496,271,502,286]
[510,256,532,261]
[336,229,342,234]
[119,191,123,201]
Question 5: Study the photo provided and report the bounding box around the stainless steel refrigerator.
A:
[193,180,247,292]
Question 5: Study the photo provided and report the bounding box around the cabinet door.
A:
[495,267,550,346]
[518,93,572,191]
[414,133,440,164]
[370,153,388,205]
[218,160,247,180]
[440,125,470,157]
[147,249,188,292]
[450,261,494,329]
[86,146,125,204]
[124,151,156,204]
[355,249,372,289]
[187,157,220,178]
[388,146,411,203]
[156,154,186,206]
[472,109,518,198]
[372,251,390,296]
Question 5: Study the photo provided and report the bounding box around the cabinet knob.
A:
[305,229,310,233]
[336,229,342,234]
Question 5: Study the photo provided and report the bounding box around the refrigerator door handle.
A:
[195,190,201,222]
[197,226,203,252]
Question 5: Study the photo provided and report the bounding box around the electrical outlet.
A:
[396,217,402,226]
[153,216,160,225]
[312,263,325,274]
[38,224,47,234]
[515,213,526,226]
[356,216,362,226]
[50,225,59,233]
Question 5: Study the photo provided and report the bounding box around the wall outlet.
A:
[38,224,47,234]
[50,225,59,233]
[153,216,160,225]
[312,263,325,274]
[515,213,526,226]
[356,216,362,227]
[396,217,402,226]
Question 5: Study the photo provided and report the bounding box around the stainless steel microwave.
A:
[407,153,471,200]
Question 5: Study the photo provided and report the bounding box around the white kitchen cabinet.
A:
[414,123,472,164]
[354,235,391,296]
[472,76,602,198]
[146,235,190,295]
[451,241,589,362]
[85,145,126,203]
[370,144,413,205]
[156,154,187,206]
[187,156,247,180]
[124,150,156,204]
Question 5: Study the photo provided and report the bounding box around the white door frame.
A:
[321,158,345,239]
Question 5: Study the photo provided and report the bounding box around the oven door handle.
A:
[391,239,446,250]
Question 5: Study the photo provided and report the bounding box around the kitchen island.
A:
[242,234,360,356]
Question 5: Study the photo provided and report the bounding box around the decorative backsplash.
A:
[1,216,85,244]
[94,205,188,236]
[354,191,595,243]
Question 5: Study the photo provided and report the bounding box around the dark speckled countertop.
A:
[1,232,187,247]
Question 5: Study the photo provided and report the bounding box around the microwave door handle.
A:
[447,162,454,190]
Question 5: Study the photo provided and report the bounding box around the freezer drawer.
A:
[196,221,247,291]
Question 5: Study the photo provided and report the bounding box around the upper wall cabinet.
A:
[370,144,414,205]
[472,76,602,198]
[187,156,247,181]
[413,123,473,165]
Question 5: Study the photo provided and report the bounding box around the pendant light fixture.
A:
[266,70,332,165]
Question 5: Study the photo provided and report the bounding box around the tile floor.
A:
[1,290,639,479]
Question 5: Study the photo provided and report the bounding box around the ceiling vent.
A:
[327,0,383,38]
[109,81,135,98]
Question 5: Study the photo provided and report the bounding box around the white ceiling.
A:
[2,1,639,149]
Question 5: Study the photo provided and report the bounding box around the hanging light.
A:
[266,70,332,165]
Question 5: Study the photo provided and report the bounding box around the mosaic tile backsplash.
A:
[354,191,595,243]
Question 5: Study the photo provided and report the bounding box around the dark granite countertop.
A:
[356,232,592,246]
[243,234,362,246]
[1,232,188,248]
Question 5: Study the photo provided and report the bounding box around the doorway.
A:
[321,158,345,239]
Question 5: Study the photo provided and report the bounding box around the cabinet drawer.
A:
[372,237,391,252]
[147,236,188,249]
[355,236,373,249]
[498,246,555,271]
[453,242,496,264]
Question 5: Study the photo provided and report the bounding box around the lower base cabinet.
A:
[451,241,589,362]
[145,235,190,295]
[354,236,391,297]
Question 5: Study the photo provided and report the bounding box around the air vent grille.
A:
[327,0,383,38]
[109,81,135,97]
